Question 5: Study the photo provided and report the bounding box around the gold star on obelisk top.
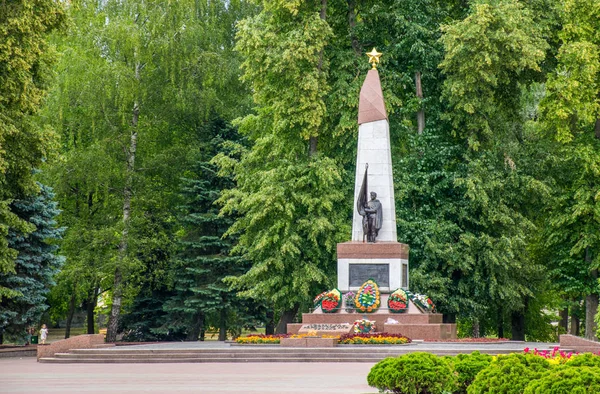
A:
[366,48,382,69]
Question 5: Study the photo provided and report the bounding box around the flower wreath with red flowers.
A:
[313,291,329,309]
[320,288,342,313]
[387,288,409,313]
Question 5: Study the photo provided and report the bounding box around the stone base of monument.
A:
[287,298,457,341]
[383,323,457,341]
[337,241,409,292]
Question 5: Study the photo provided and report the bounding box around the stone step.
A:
[38,346,519,364]
[67,346,416,355]
[39,356,387,363]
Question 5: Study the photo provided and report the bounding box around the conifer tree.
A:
[0,183,64,343]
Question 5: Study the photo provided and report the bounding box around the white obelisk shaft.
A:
[351,69,397,242]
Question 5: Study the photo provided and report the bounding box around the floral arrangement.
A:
[524,346,576,365]
[388,288,409,313]
[339,332,411,345]
[355,279,381,313]
[321,288,342,313]
[313,291,329,308]
[343,291,356,312]
[353,318,376,334]
[235,334,290,344]
[408,291,436,313]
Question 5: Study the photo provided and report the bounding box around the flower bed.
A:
[425,337,510,343]
[339,332,411,345]
[235,334,290,344]
[524,346,575,364]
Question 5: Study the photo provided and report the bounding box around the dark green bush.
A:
[523,366,600,393]
[367,352,457,394]
[446,351,493,394]
[564,353,600,367]
[467,353,552,394]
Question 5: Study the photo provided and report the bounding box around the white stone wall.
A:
[352,119,397,242]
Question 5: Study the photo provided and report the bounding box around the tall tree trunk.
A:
[186,312,204,341]
[586,291,598,340]
[472,318,480,338]
[570,308,580,336]
[511,311,526,341]
[559,307,569,333]
[347,0,360,56]
[309,0,327,158]
[594,118,600,140]
[218,308,227,341]
[65,289,77,339]
[86,282,99,334]
[585,247,598,340]
[416,71,425,134]
[497,307,504,339]
[265,309,275,335]
[275,305,299,334]
[107,64,140,342]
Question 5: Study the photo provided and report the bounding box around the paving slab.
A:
[1,358,376,394]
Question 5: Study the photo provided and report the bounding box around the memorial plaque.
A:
[299,323,352,336]
[349,263,389,287]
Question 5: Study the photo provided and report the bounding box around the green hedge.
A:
[445,351,493,394]
[523,366,600,393]
[367,352,457,394]
[467,353,553,394]
[368,351,600,394]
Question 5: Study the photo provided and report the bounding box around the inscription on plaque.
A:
[349,264,389,287]
[299,323,352,332]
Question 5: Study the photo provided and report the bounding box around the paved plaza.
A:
[1,358,377,394]
[2,340,555,393]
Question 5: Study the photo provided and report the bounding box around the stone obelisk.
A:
[337,48,409,292]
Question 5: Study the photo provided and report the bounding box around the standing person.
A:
[40,324,48,345]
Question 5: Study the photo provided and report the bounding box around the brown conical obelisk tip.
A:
[358,69,388,125]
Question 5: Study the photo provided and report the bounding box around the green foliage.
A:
[536,0,600,338]
[217,139,346,309]
[0,183,64,342]
[42,0,254,333]
[564,353,600,368]
[523,366,600,394]
[539,0,600,143]
[0,0,65,300]
[446,351,494,394]
[467,353,553,394]
[367,352,457,394]
[440,0,548,150]
[235,6,332,141]
[159,118,265,340]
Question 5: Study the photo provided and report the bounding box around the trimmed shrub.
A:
[524,366,600,393]
[565,353,600,367]
[367,352,457,394]
[467,353,552,394]
[446,351,493,394]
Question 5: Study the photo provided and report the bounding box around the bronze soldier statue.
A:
[362,191,382,242]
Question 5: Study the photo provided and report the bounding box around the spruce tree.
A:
[0,183,64,343]
[164,119,256,341]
